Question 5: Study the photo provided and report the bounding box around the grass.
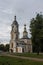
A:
[0,56,43,65]
[12,53,43,59]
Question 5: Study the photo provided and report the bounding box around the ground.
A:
[13,53,43,58]
[0,53,43,65]
[0,56,43,65]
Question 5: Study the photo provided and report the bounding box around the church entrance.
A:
[10,49,13,53]
[22,48,24,52]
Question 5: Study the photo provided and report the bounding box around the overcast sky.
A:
[0,0,43,43]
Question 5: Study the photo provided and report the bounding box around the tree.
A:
[0,44,9,52]
[4,44,9,52]
[0,44,4,51]
[30,13,43,54]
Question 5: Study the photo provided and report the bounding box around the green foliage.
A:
[0,44,9,52]
[13,53,43,59]
[4,44,9,52]
[0,56,43,65]
[30,13,43,53]
[0,44,4,51]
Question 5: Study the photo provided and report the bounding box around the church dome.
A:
[12,16,18,26]
[22,24,29,39]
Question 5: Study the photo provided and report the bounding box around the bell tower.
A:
[11,16,19,40]
[10,16,19,53]
[23,24,28,38]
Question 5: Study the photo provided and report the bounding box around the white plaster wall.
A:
[13,41,16,52]
[17,47,22,53]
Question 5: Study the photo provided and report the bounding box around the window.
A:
[11,43,13,48]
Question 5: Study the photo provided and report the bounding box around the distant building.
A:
[9,16,32,53]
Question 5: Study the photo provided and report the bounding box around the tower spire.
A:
[24,24,27,32]
[12,16,18,26]
[14,16,16,21]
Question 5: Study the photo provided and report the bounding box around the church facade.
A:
[9,16,32,53]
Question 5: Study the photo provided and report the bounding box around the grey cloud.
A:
[0,0,43,42]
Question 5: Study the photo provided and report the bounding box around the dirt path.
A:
[0,53,43,62]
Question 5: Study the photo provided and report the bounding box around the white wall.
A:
[17,47,22,53]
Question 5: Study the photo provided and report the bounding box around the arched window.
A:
[12,33,14,39]
[11,43,13,48]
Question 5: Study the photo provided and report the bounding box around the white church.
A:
[9,16,32,53]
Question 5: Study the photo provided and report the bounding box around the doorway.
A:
[11,49,13,53]
[22,48,24,52]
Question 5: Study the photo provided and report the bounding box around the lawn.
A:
[12,53,43,59]
[0,56,43,65]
